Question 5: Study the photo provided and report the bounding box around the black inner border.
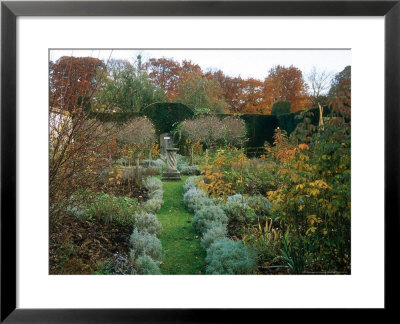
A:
[1,1,399,322]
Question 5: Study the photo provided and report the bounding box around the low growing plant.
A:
[141,198,164,214]
[148,189,163,200]
[223,195,257,224]
[135,254,162,275]
[183,176,200,193]
[246,195,272,218]
[85,192,139,225]
[192,205,228,234]
[133,211,163,235]
[129,229,163,261]
[183,188,208,212]
[201,224,228,249]
[143,176,163,192]
[205,238,257,275]
[192,196,216,212]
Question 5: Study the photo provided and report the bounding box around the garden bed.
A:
[99,177,149,202]
[49,215,132,274]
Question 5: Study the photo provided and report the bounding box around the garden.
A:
[49,52,351,275]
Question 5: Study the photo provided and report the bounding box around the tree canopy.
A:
[95,59,166,113]
[50,56,106,112]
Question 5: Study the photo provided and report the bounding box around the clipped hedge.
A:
[217,105,330,146]
[217,113,278,147]
[88,104,330,148]
[140,102,194,134]
[87,111,140,124]
[271,101,291,116]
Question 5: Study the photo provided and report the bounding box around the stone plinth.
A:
[160,133,173,157]
[162,148,181,181]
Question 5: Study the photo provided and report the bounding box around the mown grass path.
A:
[157,176,206,274]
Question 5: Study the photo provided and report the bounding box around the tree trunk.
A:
[149,145,152,167]
[136,156,140,185]
[318,102,324,130]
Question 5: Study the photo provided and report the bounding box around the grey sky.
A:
[50,49,351,84]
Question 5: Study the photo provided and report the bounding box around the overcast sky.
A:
[50,49,351,82]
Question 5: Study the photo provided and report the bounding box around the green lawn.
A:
[157,176,206,274]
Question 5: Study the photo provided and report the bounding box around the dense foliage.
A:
[95,59,166,113]
[186,110,350,273]
[271,101,291,116]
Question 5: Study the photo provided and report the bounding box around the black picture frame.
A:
[1,0,398,322]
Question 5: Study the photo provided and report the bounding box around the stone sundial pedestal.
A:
[162,148,181,181]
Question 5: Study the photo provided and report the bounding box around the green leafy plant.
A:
[281,232,307,274]
[85,192,139,225]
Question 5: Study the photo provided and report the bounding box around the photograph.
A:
[49,49,351,276]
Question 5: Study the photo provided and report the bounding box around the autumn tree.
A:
[328,66,351,118]
[180,117,207,164]
[239,78,266,114]
[181,59,203,80]
[175,74,228,113]
[181,115,246,154]
[145,57,182,99]
[49,56,118,220]
[264,65,311,113]
[206,70,244,112]
[328,65,351,99]
[96,59,165,112]
[181,115,225,148]
[117,117,157,172]
[50,56,106,112]
[221,116,247,146]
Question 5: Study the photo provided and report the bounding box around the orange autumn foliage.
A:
[50,56,106,112]
[263,65,312,113]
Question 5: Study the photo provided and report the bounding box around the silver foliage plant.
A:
[192,205,228,234]
[201,224,228,249]
[183,176,200,193]
[183,188,207,212]
[205,238,257,275]
[133,211,162,235]
[141,176,164,214]
[129,229,163,261]
[135,254,162,275]
[143,176,163,192]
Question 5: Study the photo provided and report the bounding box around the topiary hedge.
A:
[217,113,279,147]
[87,111,140,124]
[140,102,194,134]
[88,104,330,148]
[217,105,331,146]
[271,101,291,116]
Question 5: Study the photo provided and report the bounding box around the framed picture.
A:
[1,0,398,321]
